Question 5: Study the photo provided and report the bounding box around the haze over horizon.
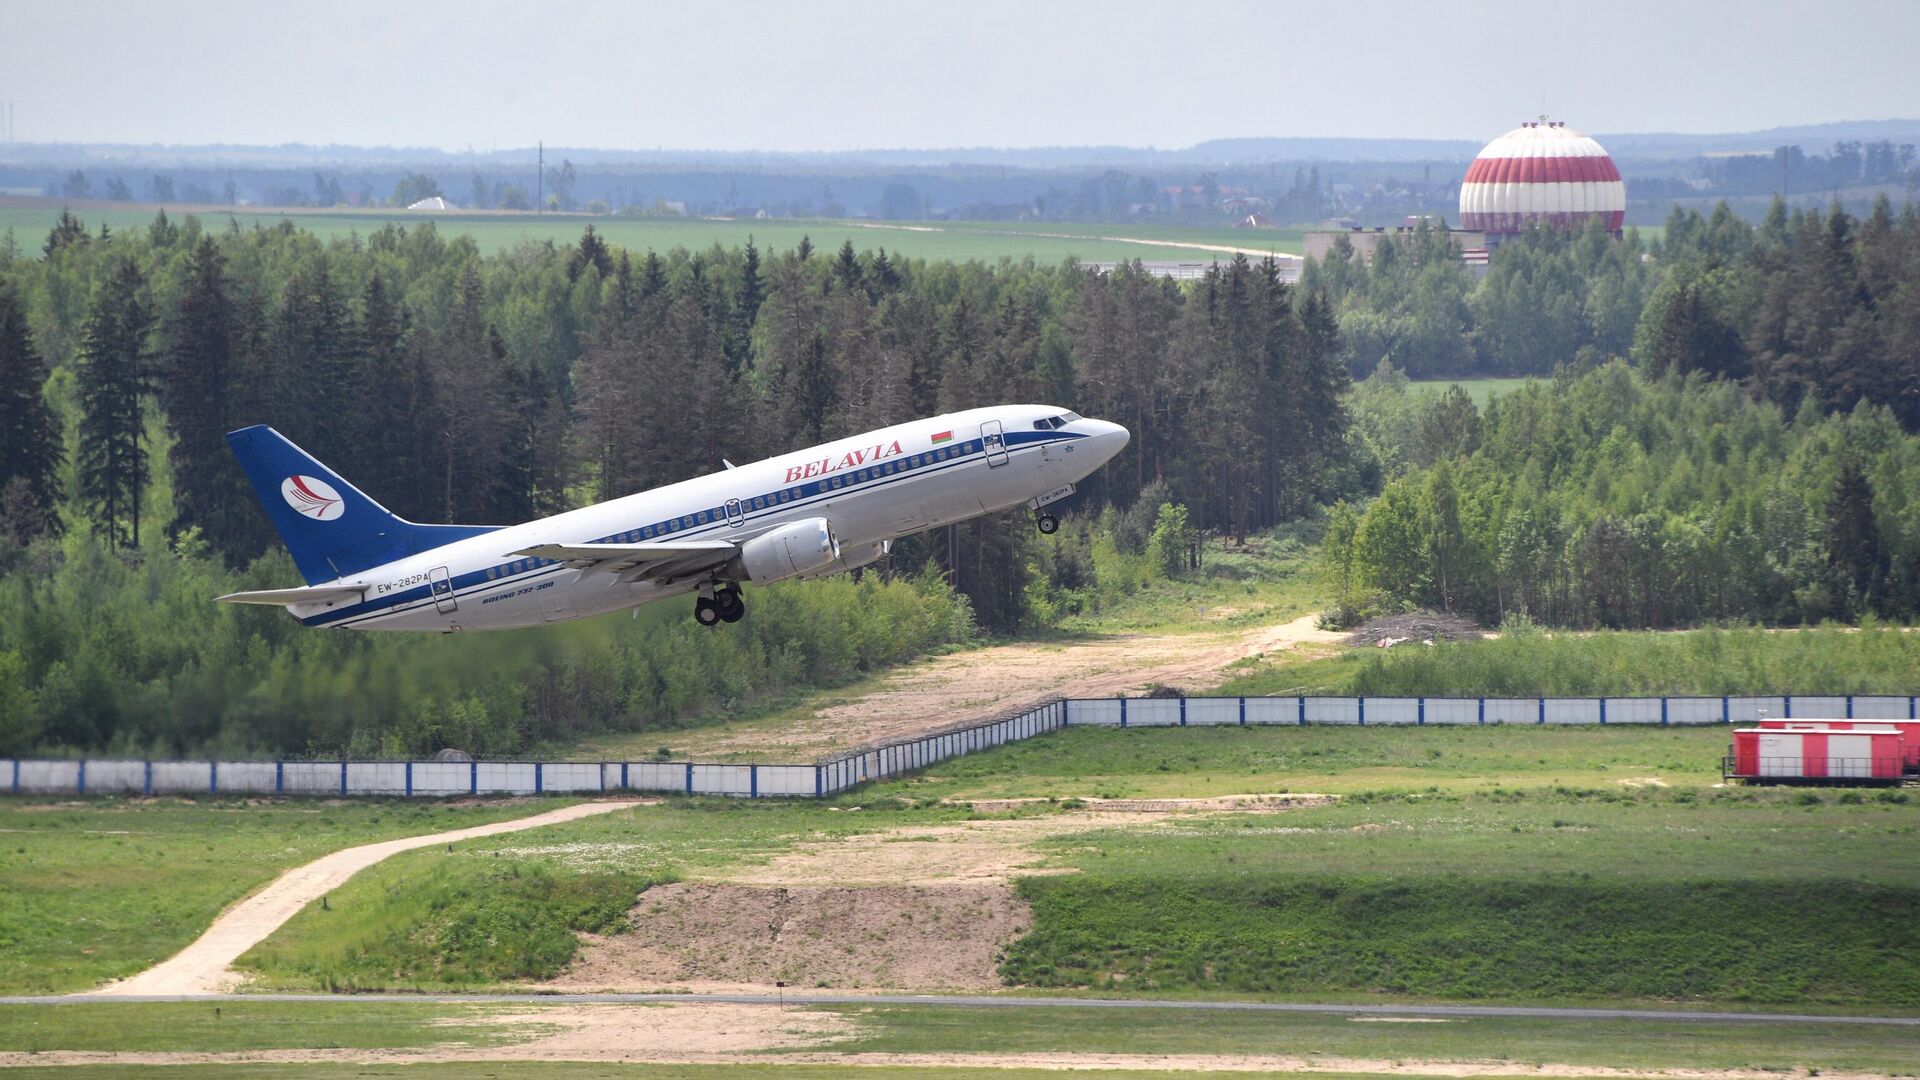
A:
[4,0,1919,154]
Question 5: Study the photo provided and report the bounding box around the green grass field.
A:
[1406,376,1533,405]
[825,1002,1920,1072]
[232,797,955,990]
[0,204,1300,264]
[897,723,1733,800]
[1216,622,1920,698]
[3,999,1917,1075]
[0,798,579,994]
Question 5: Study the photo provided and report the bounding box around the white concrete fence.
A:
[6,694,1914,800]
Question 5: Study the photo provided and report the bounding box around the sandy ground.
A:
[682,612,1344,759]
[86,800,640,997]
[1,1001,1902,1078]
[552,883,1030,992]
[548,797,1325,994]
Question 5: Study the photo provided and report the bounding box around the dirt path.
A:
[2,1002,1903,1078]
[682,612,1343,759]
[86,800,638,997]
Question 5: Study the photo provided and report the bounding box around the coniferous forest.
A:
[1,196,1918,756]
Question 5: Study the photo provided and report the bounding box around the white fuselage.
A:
[292,405,1127,631]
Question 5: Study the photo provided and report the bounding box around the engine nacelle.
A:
[738,517,840,583]
[808,539,891,579]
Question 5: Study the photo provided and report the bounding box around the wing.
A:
[216,583,369,609]
[509,541,738,582]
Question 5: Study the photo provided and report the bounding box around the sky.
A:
[3,0,1919,152]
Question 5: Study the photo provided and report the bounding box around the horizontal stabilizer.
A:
[510,541,737,571]
[215,583,370,608]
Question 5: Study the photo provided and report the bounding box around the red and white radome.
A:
[1459,120,1625,234]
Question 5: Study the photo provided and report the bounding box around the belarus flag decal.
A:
[931,430,953,445]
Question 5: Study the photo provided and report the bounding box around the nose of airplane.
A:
[1086,418,1130,463]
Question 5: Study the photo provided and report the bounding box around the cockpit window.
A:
[1060,411,1081,423]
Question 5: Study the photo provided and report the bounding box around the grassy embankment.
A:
[233,796,960,991]
[0,205,1300,263]
[0,798,580,995]
[1218,620,1920,697]
[234,726,1920,1008]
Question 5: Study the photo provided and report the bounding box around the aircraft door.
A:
[980,419,1009,468]
[428,566,457,613]
[724,498,745,527]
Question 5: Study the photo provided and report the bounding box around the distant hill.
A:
[6,120,1916,171]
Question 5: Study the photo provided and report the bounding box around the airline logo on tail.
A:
[281,475,344,520]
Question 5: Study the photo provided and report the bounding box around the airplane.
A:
[216,406,1129,631]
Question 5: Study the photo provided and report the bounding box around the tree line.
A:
[1327,363,1920,629]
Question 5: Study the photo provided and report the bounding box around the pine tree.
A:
[162,237,268,563]
[76,259,154,549]
[1826,459,1884,611]
[0,286,64,542]
[833,238,862,295]
[43,209,88,256]
[568,224,613,282]
[730,236,764,372]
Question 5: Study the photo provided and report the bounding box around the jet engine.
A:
[738,517,839,582]
[807,539,890,579]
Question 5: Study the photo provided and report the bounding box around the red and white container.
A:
[1760,719,1920,769]
[1730,726,1906,782]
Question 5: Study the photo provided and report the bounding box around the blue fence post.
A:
[750,765,759,798]
[534,762,543,795]
[77,759,86,796]
[211,761,219,795]
[1784,696,1793,719]
[470,761,478,796]
[1477,698,1486,725]
[10,758,17,795]
[1239,696,1247,725]
[814,765,823,797]
[620,763,629,790]
[1911,696,1917,720]
[1599,699,1607,725]
[1298,695,1307,726]
[1538,698,1547,725]
[1119,697,1128,728]
[1179,698,1187,727]
[685,762,694,794]
[340,761,348,796]
[146,760,156,795]
[1722,696,1730,724]
[405,761,413,797]
[599,763,607,793]
[274,762,283,795]
[1846,695,1854,719]
[1660,697,1669,726]
[1358,698,1366,726]
[1417,697,1426,726]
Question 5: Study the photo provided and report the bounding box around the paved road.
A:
[15,990,1917,1025]
[85,800,637,996]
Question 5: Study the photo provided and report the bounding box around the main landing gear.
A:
[1034,513,1059,535]
[694,583,746,627]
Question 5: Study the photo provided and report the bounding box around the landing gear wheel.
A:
[717,588,746,623]
[1036,513,1059,535]
[694,596,722,627]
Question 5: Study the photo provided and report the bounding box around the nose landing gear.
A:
[1035,513,1059,535]
[695,583,747,626]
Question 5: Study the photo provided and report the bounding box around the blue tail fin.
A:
[226,425,500,585]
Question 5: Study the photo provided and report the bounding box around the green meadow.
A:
[0,205,1300,263]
